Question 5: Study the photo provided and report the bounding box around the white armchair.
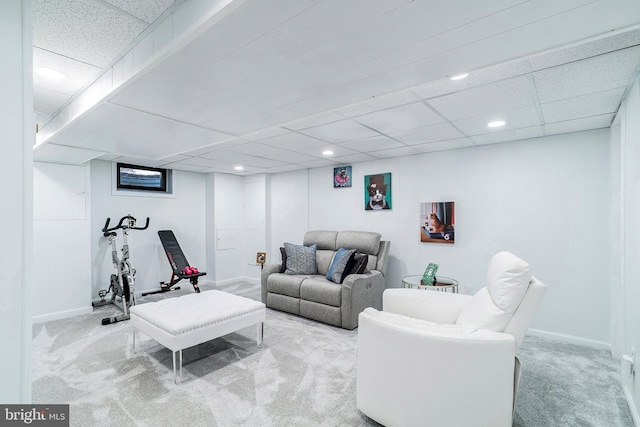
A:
[356,251,546,427]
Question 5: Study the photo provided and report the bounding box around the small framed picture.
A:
[334,165,352,188]
[256,252,266,265]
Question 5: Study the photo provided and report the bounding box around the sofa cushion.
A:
[486,251,532,312]
[303,230,338,250]
[316,249,336,276]
[267,273,307,298]
[284,243,318,275]
[345,252,368,276]
[326,248,356,283]
[336,231,381,255]
[279,247,287,273]
[300,277,342,306]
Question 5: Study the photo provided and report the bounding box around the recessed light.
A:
[450,73,469,81]
[487,120,506,128]
[322,150,334,156]
[35,68,65,80]
[234,165,244,171]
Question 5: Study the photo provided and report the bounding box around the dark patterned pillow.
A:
[326,248,356,284]
[284,243,318,275]
[279,247,287,273]
[345,252,368,277]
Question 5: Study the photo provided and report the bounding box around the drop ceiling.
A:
[33,0,640,175]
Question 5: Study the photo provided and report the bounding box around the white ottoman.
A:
[130,290,266,383]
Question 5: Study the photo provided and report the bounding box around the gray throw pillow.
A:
[326,248,356,284]
[284,243,318,275]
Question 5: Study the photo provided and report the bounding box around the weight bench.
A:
[142,230,206,296]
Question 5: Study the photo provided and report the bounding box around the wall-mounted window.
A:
[112,162,173,197]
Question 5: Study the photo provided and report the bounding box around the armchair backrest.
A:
[503,276,547,349]
[456,252,546,351]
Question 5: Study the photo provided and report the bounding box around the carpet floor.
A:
[32,282,633,427]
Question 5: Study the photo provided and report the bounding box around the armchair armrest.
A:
[357,308,516,427]
[260,263,282,303]
[383,288,472,324]
[340,270,385,330]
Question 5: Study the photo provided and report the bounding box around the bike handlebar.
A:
[102,215,150,236]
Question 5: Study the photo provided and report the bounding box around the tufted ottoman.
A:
[130,290,266,383]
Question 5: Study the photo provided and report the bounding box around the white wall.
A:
[32,162,92,321]
[267,169,310,257]
[90,160,207,297]
[0,0,33,403]
[270,130,611,346]
[209,173,245,284]
[616,77,640,424]
[243,175,267,282]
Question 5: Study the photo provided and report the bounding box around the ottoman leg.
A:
[257,322,264,347]
[173,350,183,384]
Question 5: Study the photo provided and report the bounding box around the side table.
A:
[401,275,459,293]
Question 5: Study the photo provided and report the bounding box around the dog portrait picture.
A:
[364,173,392,211]
[333,165,352,188]
[420,202,455,243]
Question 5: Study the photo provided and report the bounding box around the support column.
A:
[0,0,34,403]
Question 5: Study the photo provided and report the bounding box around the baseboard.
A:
[33,306,93,324]
[527,328,611,351]
[624,385,640,426]
[211,276,260,287]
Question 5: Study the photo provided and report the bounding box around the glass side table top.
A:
[402,275,459,292]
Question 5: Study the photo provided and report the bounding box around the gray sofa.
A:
[260,230,390,330]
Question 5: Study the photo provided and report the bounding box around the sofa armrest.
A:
[357,308,516,427]
[383,288,472,324]
[260,263,282,303]
[340,270,386,330]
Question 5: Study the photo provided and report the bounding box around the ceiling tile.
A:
[104,0,176,24]
[33,47,101,96]
[158,154,192,163]
[541,87,625,123]
[258,132,327,151]
[452,106,541,136]
[389,122,464,145]
[226,142,291,158]
[33,87,70,115]
[470,126,543,145]
[297,119,381,143]
[244,126,290,140]
[368,145,422,159]
[533,46,640,103]
[163,162,208,173]
[33,0,148,67]
[263,151,317,163]
[413,138,476,153]
[339,135,406,152]
[298,158,340,168]
[543,114,615,135]
[427,76,535,121]
[95,153,122,161]
[299,145,359,159]
[241,157,286,168]
[353,102,445,134]
[337,90,421,117]
[410,58,532,100]
[529,28,640,71]
[283,112,346,131]
[331,153,378,163]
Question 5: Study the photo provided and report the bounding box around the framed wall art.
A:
[333,165,352,188]
[364,173,392,210]
[420,201,455,243]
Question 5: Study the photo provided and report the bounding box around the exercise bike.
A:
[93,214,149,325]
